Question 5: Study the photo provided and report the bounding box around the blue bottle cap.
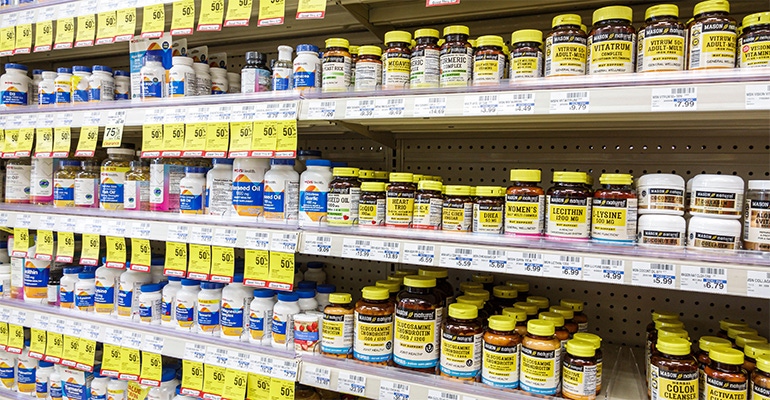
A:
[296,44,319,53]
[295,289,316,299]
[181,279,200,286]
[253,289,276,298]
[73,66,91,73]
[92,65,113,73]
[317,284,336,294]
[5,63,27,71]
[64,266,83,275]
[77,272,95,279]
[212,158,234,165]
[305,159,332,167]
[277,292,299,302]
[141,283,161,292]
[297,281,317,290]
[114,70,129,77]
[57,67,72,74]
[270,159,295,166]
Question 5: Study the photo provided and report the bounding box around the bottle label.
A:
[23,261,49,300]
[179,183,204,214]
[249,309,272,341]
[520,346,561,395]
[704,375,747,400]
[232,175,264,217]
[175,300,195,329]
[197,298,221,332]
[505,194,544,235]
[149,164,184,212]
[637,26,686,72]
[322,55,351,91]
[321,313,354,354]
[60,286,75,307]
[211,77,228,95]
[740,35,770,68]
[299,186,328,224]
[439,47,472,87]
[76,289,94,311]
[511,51,543,79]
[273,66,292,91]
[384,52,411,89]
[546,196,591,239]
[36,379,48,396]
[55,81,71,103]
[359,198,385,226]
[6,164,31,202]
[393,307,440,368]
[208,176,232,216]
[138,298,159,323]
[753,381,770,400]
[691,191,743,215]
[141,72,164,98]
[473,203,504,234]
[221,299,246,337]
[639,187,685,212]
[161,297,173,322]
[745,198,770,250]
[75,178,98,207]
[481,342,520,388]
[545,35,587,76]
[354,312,393,362]
[117,285,135,317]
[17,364,35,392]
[410,48,440,88]
[439,331,482,378]
[0,363,13,388]
[688,22,737,69]
[71,75,89,102]
[442,201,473,232]
[54,178,76,207]
[640,230,684,247]
[94,279,116,314]
[386,191,414,227]
[0,82,28,105]
[473,53,505,84]
[354,62,381,91]
[690,231,739,250]
[327,187,361,226]
[271,312,293,345]
[100,166,130,210]
[562,362,597,397]
[293,60,317,89]
[125,180,149,211]
[591,198,637,243]
[587,32,636,74]
[196,76,212,96]
[650,365,697,400]
[412,197,442,229]
[39,87,56,105]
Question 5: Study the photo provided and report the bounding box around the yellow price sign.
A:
[142,124,163,157]
[142,4,165,38]
[222,369,248,399]
[268,252,295,290]
[182,360,204,397]
[203,365,226,398]
[102,124,124,148]
[29,328,47,359]
[269,377,294,400]
[62,335,80,365]
[54,17,75,49]
[251,121,276,157]
[120,347,141,381]
[0,27,14,55]
[105,236,126,268]
[275,120,297,158]
[248,373,271,400]
[15,127,34,157]
[131,238,152,272]
[228,121,253,157]
[162,123,185,156]
[12,227,29,257]
[80,233,101,266]
[204,122,229,157]
[171,0,195,35]
[101,344,122,377]
[34,20,53,52]
[0,129,4,154]
[36,230,55,260]
[164,242,188,277]
[296,0,327,19]
[75,14,96,47]
[140,351,163,386]
[75,126,99,157]
[224,0,252,27]
[96,11,117,44]
[56,231,75,263]
[53,126,71,156]
[0,323,8,348]
[244,249,270,287]
[187,244,211,280]
[77,338,97,369]
[127,381,152,400]
[3,129,18,155]
[198,0,224,31]
[210,246,234,282]
[7,324,24,351]
[34,127,53,157]
[258,0,285,26]
[183,122,206,157]
[115,7,136,41]
[45,332,63,363]
[14,23,32,54]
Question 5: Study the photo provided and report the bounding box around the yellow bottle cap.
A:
[655,318,685,330]
[509,169,541,183]
[445,185,472,196]
[527,296,550,310]
[539,312,565,327]
[411,40,416,49]
[593,5,633,24]
[468,39,477,48]
[656,337,692,356]
[653,311,680,321]
[581,24,588,33]
[448,303,478,320]
[506,280,530,292]
[709,347,745,365]
[358,45,382,57]
[414,28,440,39]
[389,172,414,183]
[393,269,417,277]
[403,275,436,288]
[443,25,470,37]
[599,173,633,185]
[476,35,505,48]
[735,334,768,349]
[455,295,484,310]
[573,333,602,349]
[560,298,584,312]
[658,327,689,340]
[361,286,389,301]
[459,282,484,292]
[438,39,446,46]
[488,316,516,332]
[358,170,375,180]
[375,280,401,293]
[385,30,412,44]
[719,319,747,332]
[386,274,404,284]
[472,273,494,284]
[511,29,543,45]
[549,305,574,320]
[694,0,730,16]
[493,286,518,299]
[527,319,555,336]
[464,289,490,301]
[329,292,352,304]
[566,339,596,357]
[349,45,359,55]
[418,267,448,279]
[513,302,539,316]
[552,14,582,28]
[501,308,528,322]
[412,174,424,183]
[361,182,386,192]
[743,12,770,29]
[333,167,360,177]
[728,326,758,340]
[585,174,593,186]
[758,355,770,373]
[745,343,770,360]
[475,186,504,197]
[418,180,443,192]
[326,38,350,49]
[645,4,679,20]
[698,336,732,353]
[374,171,389,180]
[553,171,586,183]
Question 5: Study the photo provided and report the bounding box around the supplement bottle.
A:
[74,271,95,312]
[38,71,56,105]
[506,280,530,302]
[16,345,37,395]
[754,356,770,400]
[304,262,326,285]
[473,186,504,234]
[0,347,15,389]
[739,12,770,68]
[591,173,637,244]
[587,6,636,75]
[501,307,529,337]
[327,167,361,226]
[520,319,561,396]
[359,182,386,226]
[545,14,588,76]
[412,180,443,230]
[539,312,570,354]
[59,266,82,309]
[505,169,545,236]
[459,281,483,294]
[140,54,166,98]
[376,279,401,303]
[124,158,149,211]
[573,332,604,393]
[393,275,441,372]
[349,45,359,87]
[688,216,742,251]
[744,342,770,373]
[488,285,516,314]
[411,28,440,88]
[192,63,211,96]
[137,283,162,324]
[322,38,352,92]
[242,52,271,93]
[383,31,411,90]
[736,334,767,352]
[23,244,51,303]
[638,214,686,248]
[354,286,395,364]
[75,160,99,208]
[650,337,698,400]
[637,173,686,215]
[205,158,233,216]
[149,159,186,212]
[168,56,195,97]
[54,67,73,104]
[94,262,122,315]
[560,299,589,332]
[440,303,483,380]
[481,315,522,388]
[688,0,737,70]
[47,267,62,305]
[36,360,54,398]
[220,275,253,342]
[442,185,473,232]
[322,293,355,358]
[113,70,130,100]
[702,346,749,400]
[70,66,91,103]
[0,63,29,106]
[316,284,335,311]
[29,158,54,205]
[386,173,416,227]
[440,25,473,87]
[299,159,332,226]
[562,339,599,400]
[264,159,300,222]
[473,35,506,85]
[419,267,454,306]
[5,159,31,204]
[690,174,744,217]
[88,65,114,102]
[354,46,382,92]
[117,269,152,320]
[550,305,579,336]
[546,171,592,240]
[272,291,300,349]
[647,318,687,387]
[637,5,686,72]
[293,44,321,90]
[107,379,128,400]
[196,282,223,336]
[160,276,181,326]
[207,67,226,95]
[718,319,749,340]
[48,365,62,399]
[232,158,269,217]
[463,289,494,318]
[510,29,544,80]
[31,69,43,103]
[249,289,276,345]
[53,160,80,207]
[744,180,770,250]
[272,45,294,91]
[100,148,134,210]
[179,166,206,214]
[297,289,319,312]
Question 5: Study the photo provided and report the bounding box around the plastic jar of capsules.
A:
[753,356,770,400]
[587,6,636,75]
[526,296,550,313]
[704,347,749,399]
[695,336,732,398]
[574,332,603,393]
[386,173,416,228]
[327,167,361,227]
[502,308,529,337]
[514,302,539,322]
[491,286,518,314]
[638,214,686,248]
[545,14,588,76]
[322,293,354,358]
[473,35,506,85]
[687,216,742,251]
[354,286,394,364]
[638,174,686,215]
[375,280,401,303]
[472,273,494,292]
[505,169,545,236]
[440,25,473,87]
[560,298,588,332]
[539,312,570,351]
[383,31,412,90]
[688,0,737,70]
[473,186,504,234]
[354,46,382,92]
[439,303,483,381]
[410,28,440,88]
[510,29,543,80]
[455,295,488,325]
[520,320,561,396]
[744,180,770,251]
[591,173,637,244]
[359,182,386,226]
[322,38,352,92]
[442,185,473,232]
[412,180,443,230]
[550,306,578,336]
[463,289,494,319]
[563,339,599,400]
[650,337,698,400]
[482,315,522,388]
[745,343,770,373]
[419,267,454,306]
[736,334,768,352]
[647,318,686,382]
[739,12,770,68]
[728,326,758,345]
[393,275,441,373]
[718,319,749,340]
[507,280,530,301]
[546,172,592,240]
[690,175,744,218]
[637,4,686,72]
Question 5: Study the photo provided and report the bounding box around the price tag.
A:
[187,244,211,280]
[274,120,297,158]
[15,125,34,157]
[426,0,460,6]
[412,96,447,117]
[76,338,97,371]
[45,332,64,363]
[244,249,269,287]
[164,242,188,277]
[402,243,435,266]
[53,126,72,157]
[550,91,590,114]
[198,0,224,31]
[29,328,47,359]
[220,369,248,399]
[54,17,75,49]
[184,108,208,156]
[130,238,152,272]
[543,254,583,280]
[35,230,55,260]
[747,270,770,299]
[258,0,284,26]
[305,100,337,119]
[80,233,101,266]
[268,252,294,291]
[162,125,185,157]
[428,390,460,400]
[120,347,141,381]
[76,126,99,157]
[499,92,536,114]
[96,10,117,44]
[439,246,474,268]
[101,344,121,378]
[190,226,214,245]
[463,94,499,116]
[680,265,727,294]
[337,371,366,396]
[14,23,32,54]
[210,246,235,283]
[224,0,252,26]
[244,230,270,250]
[141,3,164,38]
[509,251,544,276]
[142,124,164,157]
[167,224,190,242]
[205,122,230,157]
[34,127,53,157]
[269,378,294,400]
[102,127,124,149]
[3,128,18,157]
[229,121,254,158]
[251,120,277,157]
[105,236,126,268]
[300,365,330,389]
[270,232,298,253]
[115,7,136,41]
[651,87,697,111]
[632,261,677,289]
[583,257,625,284]
[203,365,226,398]
[0,323,8,349]
[379,380,410,400]
[12,227,29,257]
[345,99,375,119]
[472,249,508,272]
[61,335,79,366]
[342,238,373,260]
[6,324,24,353]
[302,234,332,256]
[34,20,53,52]
[373,98,405,118]
[0,26,14,56]
[746,84,770,110]
[296,0,326,19]
[55,232,75,263]
[248,373,270,400]
[171,0,195,35]
[372,240,401,262]
[139,352,163,387]
[75,13,95,47]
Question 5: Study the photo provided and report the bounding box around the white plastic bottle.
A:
[206,159,233,216]
[161,277,182,326]
[249,289,276,345]
[147,368,179,400]
[175,279,201,331]
[138,283,162,325]
[107,378,128,400]
[179,166,206,215]
[168,56,196,97]
[6,159,31,204]
[220,274,254,341]
[140,54,166,99]
[90,368,109,400]
[293,44,320,90]
[59,266,82,309]
[75,272,96,312]
[35,360,54,398]
[54,67,72,104]
[271,291,300,349]
[299,159,332,226]
[304,262,327,285]
[38,71,57,105]
[273,45,294,91]
[0,63,31,106]
[263,159,300,223]
[232,158,270,217]
[114,70,130,100]
[117,269,153,320]
[0,349,16,389]
[196,282,224,336]
[30,158,54,205]
[210,67,228,94]
[48,365,62,400]
[95,264,123,315]
[88,65,115,102]
[192,63,211,96]
[31,69,43,103]
[16,345,37,394]
[316,284,335,311]
[24,244,50,303]
[227,72,241,93]
[71,66,92,103]
[296,289,319,312]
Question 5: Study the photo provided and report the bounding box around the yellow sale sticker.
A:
[244,249,270,287]
[228,121,253,157]
[182,360,204,397]
[75,13,95,47]
[80,233,101,265]
[102,124,124,148]
[210,246,234,282]
[274,120,297,158]
[258,0,285,26]
[198,0,224,31]
[34,20,53,52]
[105,236,126,268]
[251,120,276,157]
[142,4,165,38]
[222,369,248,399]
[171,0,195,35]
[269,377,294,400]
[224,0,252,27]
[75,126,99,157]
[140,352,163,386]
[54,17,75,49]
[36,230,55,260]
[183,123,207,156]
[34,127,53,157]
[268,251,294,290]
[101,344,122,377]
[204,122,229,157]
[187,244,211,280]
[131,238,152,272]
[15,127,34,157]
[12,228,29,257]
[96,11,117,44]
[115,7,136,41]
[120,347,141,381]
[142,124,163,157]
[296,0,326,19]
[53,126,71,156]
[203,365,226,398]
[248,373,271,400]
[164,242,188,277]
[14,24,32,54]
[55,232,75,263]
[162,123,185,156]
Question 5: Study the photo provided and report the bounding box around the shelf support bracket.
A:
[335,1,391,41]
[337,121,396,149]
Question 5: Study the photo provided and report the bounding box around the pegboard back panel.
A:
[300,134,392,171]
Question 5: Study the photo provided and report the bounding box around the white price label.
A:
[301,365,331,389]
[680,265,727,294]
[346,99,375,119]
[11,310,27,325]
[40,215,57,231]
[59,217,77,232]
[543,254,582,280]
[550,91,589,113]
[746,84,770,109]
[379,380,410,400]
[205,346,230,367]
[337,371,367,396]
[463,94,498,116]
[342,238,373,260]
[270,232,298,253]
[509,251,544,276]
[141,335,164,353]
[747,270,770,299]
[271,359,299,380]
[124,331,142,349]
[472,249,508,272]
[374,98,405,118]
[212,228,238,247]
[226,351,250,371]
[166,224,189,242]
[651,87,697,111]
[583,257,625,284]
[244,230,270,250]
[190,226,213,244]
[102,327,123,346]
[413,96,447,117]
[33,315,50,330]
[107,220,127,237]
[130,222,152,239]
[83,323,101,342]
[499,92,536,114]
[0,213,8,226]
[183,343,207,362]
[372,240,401,262]
[16,214,32,228]
[428,390,459,400]
[439,246,474,268]
[302,233,332,256]
[401,243,436,266]
[252,355,273,377]
[632,262,677,288]
[306,100,337,119]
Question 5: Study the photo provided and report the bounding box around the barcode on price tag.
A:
[379,380,410,400]
[372,240,401,262]
[270,232,298,253]
[374,98,405,118]
[680,266,727,294]
[271,359,299,380]
[499,92,536,114]
[337,371,366,396]
[651,87,697,111]
[244,230,270,250]
[439,246,474,268]
[463,94,499,116]
[747,271,770,299]
[183,343,206,362]
[130,222,151,239]
[543,254,583,280]
[632,262,676,289]
[550,91,589,113]
[428,389,459,400]
[190,226,213,244]
[583,257,626,284]
[167,225,189,242]
[746,84,770,109]
[303,234,332,256]
[509,252,544,276]
[300,365,331,389]
[212,228,238,247]
[342,238,373,259]
[472,249,508,271]
[413,96,447,117]
[346,99,375,119]
[306,100,337,119]
[402,243,436,266]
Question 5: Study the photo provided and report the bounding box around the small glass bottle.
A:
[561,299,589,332]
[272,45,294,91]
[550,305,579,336]
[752,355,770,400]
[718,319,749,340]
[242,51,271,93]
[650,337,698,400]
[502,307,529,337]
[75,160,99,208]
[125,158,150,211]
[440,25,473,87]
[53,160,80,208]
[510,29,543,80]
[354,46,382,92]
[322,38,352,93]
[562,339,600,400]
[386,173,416,228]
[412,180,443,230]
[490,285,518,314]
[327,167,361,227]
[359,182,386,226]
[100,148,134,210]
[473,186,504,234]
[592,173,637,245]
[546,171,592,240]
[482,315,522,388]
[439,303,483,381]
[410,28,441,88]
[442,185,473,232]
[573,332,604,393]
[745,342,770,373]
[321,292,355,359]
[383,31,412,90]
[392,275,441,373]
[472,35,506,86]
[539,312,570,353]
[505,169,545,236]
[354,286,395,364]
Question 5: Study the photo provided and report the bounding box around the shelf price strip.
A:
[632,261,677,289]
